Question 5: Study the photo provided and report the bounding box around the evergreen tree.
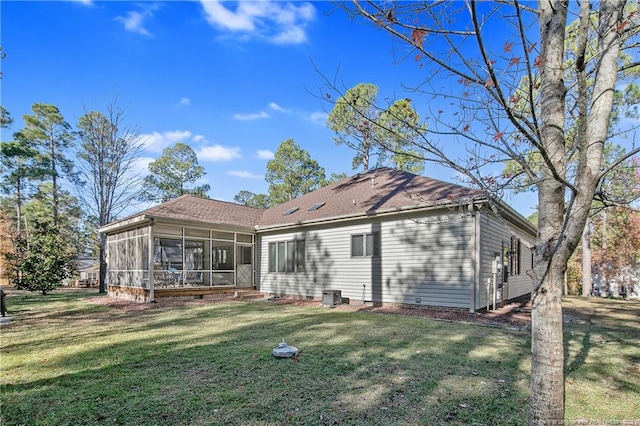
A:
[265,139,326,205]
[327,83,379,170]
[8,219,75,295]
[327,84,426,172]
[14,103,76,227]
[233,190,272,209]
[140,142,210,203]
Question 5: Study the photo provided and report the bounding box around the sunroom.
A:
[100,195,263,302]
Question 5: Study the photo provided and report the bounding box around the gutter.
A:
[471,210,481,313]
[98,215,152,234]
[99,214,255,235]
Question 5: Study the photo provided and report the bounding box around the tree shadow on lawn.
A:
[2,296,530,426]
[562,297,640,421]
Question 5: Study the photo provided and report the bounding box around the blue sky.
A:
[1,0,539,217]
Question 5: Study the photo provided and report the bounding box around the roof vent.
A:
[371,176,376,187]
[307,202,325,211]
[282,207,299,216]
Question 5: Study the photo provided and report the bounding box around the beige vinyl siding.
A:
[259,210,475,309]
[478,213,535,310]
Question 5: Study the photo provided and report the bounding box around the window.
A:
[352,235,364,257]
[268,240,305,273]
[295,240,305,272]
[510,237,521,275]
[184,240,204,271]
[286,241,295,272]
[212,241,234,270]
[351,232,380,257]
[268,243,277,273]
[501,242,509,282]
[154,238,183,270]
[277,242,286,272]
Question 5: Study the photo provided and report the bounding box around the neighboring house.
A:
[77,257,99,287]
[100,168,536,311]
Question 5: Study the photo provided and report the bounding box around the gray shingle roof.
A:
[258,168,486,228]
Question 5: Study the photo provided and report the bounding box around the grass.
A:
[0,289,638,425]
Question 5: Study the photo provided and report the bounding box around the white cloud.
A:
[309,111,328,125]
[256,149,274,160]
[233,111,269,121]
[268,102,289,113]
[116,4,161,36]
[228,170,264,179]
[140,130,192,152]
[177,97,191,107]
[71,0,93,5]
[116,10,152,36]
[270,25,306,45]
[200,1,256,31]
[199,1,316,45]
[197,145,242,161]
[132,156,155,175]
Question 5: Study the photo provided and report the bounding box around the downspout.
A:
[471,206,481,313]
[253,234,259,291]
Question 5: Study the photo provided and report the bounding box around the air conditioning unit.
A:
[322,290,342,307]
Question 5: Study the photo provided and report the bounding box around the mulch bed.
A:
[88,293,532,330]
[272,298,532,330]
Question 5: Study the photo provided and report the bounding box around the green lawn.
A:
[1,289,638,425]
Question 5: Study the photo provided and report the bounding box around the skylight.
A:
[307,202,326,211]
[282,207,299,216]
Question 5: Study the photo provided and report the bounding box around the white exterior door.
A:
[236,245,253,287]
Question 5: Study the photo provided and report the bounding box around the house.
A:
[100,168,536,311]
[76,257,100,287]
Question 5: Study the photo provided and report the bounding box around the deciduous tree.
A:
[76,101,145,293]
[332,1,639,423]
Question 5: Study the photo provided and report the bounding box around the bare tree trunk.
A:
[530,180,568,424]
[530,257,566,424]
[15,184,22,236]
[99,233,107,294]
[531,0,569,421]
[582,223,592,296]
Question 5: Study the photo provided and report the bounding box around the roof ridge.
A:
[151,194,265,212]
